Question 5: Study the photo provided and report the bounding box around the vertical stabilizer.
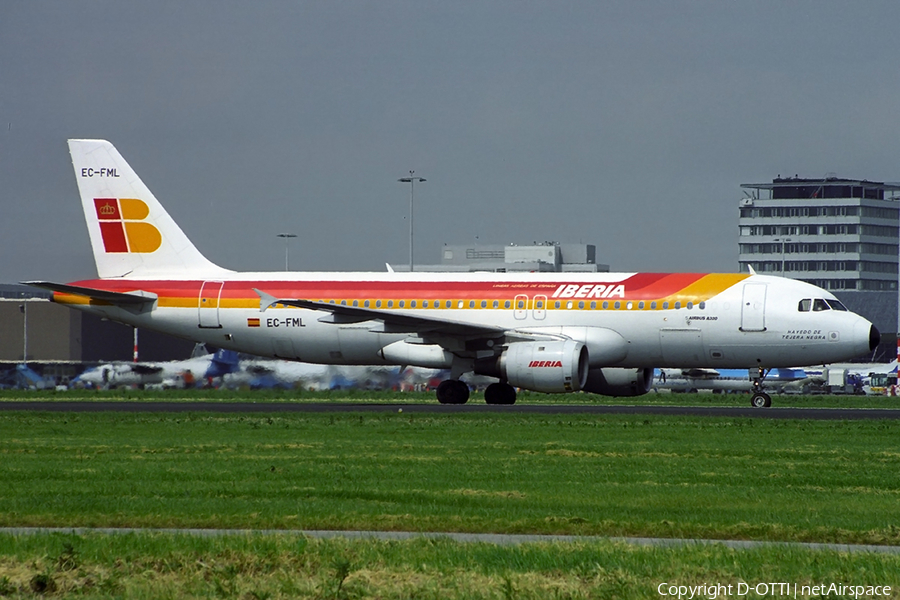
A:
[68,139,230,279]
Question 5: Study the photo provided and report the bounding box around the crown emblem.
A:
[99,202,116,216]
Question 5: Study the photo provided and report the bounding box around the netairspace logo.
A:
[657,582,893,599]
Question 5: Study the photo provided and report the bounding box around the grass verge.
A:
[0,532,898,599]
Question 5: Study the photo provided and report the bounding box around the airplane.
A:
[654,367,807,394]
[26,140,880,408]
[73,348,240,389]
[223,358,407,391]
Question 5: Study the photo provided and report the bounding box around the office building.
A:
[738,176,900,360]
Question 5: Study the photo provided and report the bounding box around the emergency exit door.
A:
[198,281,224,328]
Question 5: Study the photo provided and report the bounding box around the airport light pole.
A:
[398,171,425,272]
[19,303,27,365]
[277,233,297,271]
[774,237,792,276]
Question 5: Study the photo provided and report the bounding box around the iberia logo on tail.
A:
[93,198,162,253]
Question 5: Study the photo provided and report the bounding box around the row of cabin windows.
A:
[325,298,707,311]
[797,298,848,312]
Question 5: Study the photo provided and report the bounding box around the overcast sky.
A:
[2,2,899,283]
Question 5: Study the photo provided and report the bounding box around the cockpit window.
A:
[826,299,848,311]
[798,299,811,312]
[812,299,830,312]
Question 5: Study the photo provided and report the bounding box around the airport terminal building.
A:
[397,242,608,273]
[738,176,900,360]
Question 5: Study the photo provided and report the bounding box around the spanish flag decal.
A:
[247,318,261,328]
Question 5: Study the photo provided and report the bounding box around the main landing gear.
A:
[435,380,518,405]
[436,379,470,404]
[484,382,517,405]
[750,365,772,408]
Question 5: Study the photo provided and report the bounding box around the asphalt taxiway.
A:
[1,401,899,419]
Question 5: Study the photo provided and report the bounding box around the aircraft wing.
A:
[129,364,165,375]
[24,281,158,307]
[254,289,505,340]
[681,368,721,379]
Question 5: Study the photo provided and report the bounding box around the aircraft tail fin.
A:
[68,139,230,279]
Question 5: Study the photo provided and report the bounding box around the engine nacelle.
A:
[477,340,589,393]
[378,340,453,368]
[583,367,654,397]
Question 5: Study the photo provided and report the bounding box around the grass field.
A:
[1,402,899,597]
[1,410,898,543]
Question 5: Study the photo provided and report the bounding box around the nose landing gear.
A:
[750,365,772,408]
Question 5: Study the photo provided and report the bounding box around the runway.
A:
[2,400,900,419]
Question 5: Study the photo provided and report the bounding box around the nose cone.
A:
[870,324,881,352]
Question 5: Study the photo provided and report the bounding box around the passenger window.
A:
[422,300,428,308]
[638,301,645,309]
[651,302,657,309]
[602,301,609,309]
[813,299,830,311]
[493,300,499,308]
[399,301,405,308]
[481,300,487,308]
[674,301,681,309]
[578,301,584,309]
[798,299,811,312]
[504,301,510,309]
[590,301,596,309]
[826,299,848,311]
[662,302,669,309]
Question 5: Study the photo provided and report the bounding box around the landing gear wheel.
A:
[750,392,772,408]
[750,365,773,408]
[484,382,517,405]
[436,379,470,405]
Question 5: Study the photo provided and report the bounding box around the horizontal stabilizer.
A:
[24,281,158,307]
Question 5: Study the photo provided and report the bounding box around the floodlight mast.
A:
[398,171,425,272]
[276,233,298,271]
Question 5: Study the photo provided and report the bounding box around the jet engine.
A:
[582,367,654,397]
[475,340,589,393]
